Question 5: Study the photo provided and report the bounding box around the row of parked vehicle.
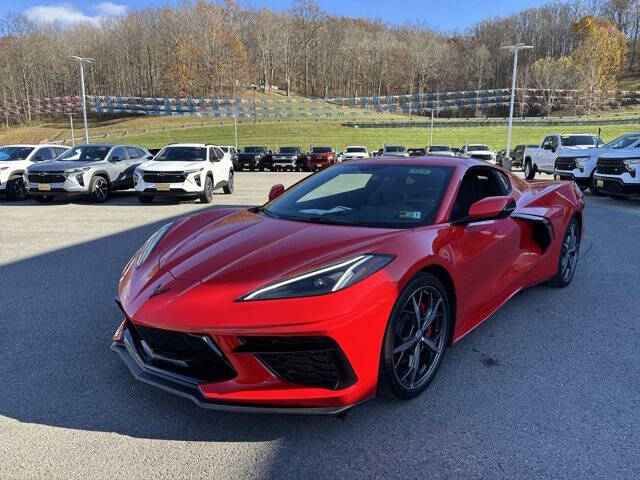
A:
[2,132,639,203]
[0,143,235,203]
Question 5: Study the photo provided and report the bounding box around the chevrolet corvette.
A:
[112,156,584,413]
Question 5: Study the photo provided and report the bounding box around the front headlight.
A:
[64,167,90,175]
[623,158,640,172]
[185,168,204,174]
[241,254,394,301]
[136,222,173,268]
[575,157,590,171]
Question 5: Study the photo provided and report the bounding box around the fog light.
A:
[194,174,201,187]
[76,174,84,186]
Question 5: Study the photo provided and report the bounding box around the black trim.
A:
[554,172,591,188]
[111,337,355,415]
[511,212,554,252]
[592,176,640,197]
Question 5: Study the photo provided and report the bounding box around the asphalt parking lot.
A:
[1,170,639,479]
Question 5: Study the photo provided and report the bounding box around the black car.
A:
[272,146,308,171]
[236,146,273,171]
[510,144,538,170]
[408,148,426,157]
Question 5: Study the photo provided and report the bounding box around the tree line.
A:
[0,0,637,122]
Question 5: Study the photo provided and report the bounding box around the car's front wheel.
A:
[378,272,450,400]
[88,176,109,203]
[200,175,214,203]
[547,217,580,288]
[7,177,28,200]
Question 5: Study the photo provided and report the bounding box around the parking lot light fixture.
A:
[501,44,532,158]
[69,56,94,144]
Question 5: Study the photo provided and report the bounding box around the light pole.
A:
[68,113,77,146]
[69,55,94,144]
[501,44,532,158]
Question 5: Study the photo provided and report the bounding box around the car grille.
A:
[28,172,67,183]
[555,157,577,171]
[235,336,357,390]
[143,172,186,183]
[470,154,493,161]
[128,323,237,383]
[596,158,626,175]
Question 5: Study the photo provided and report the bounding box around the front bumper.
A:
[111,328,354,414]
[26,174,89,196]
[592,174,640,197]
[554,170,591,188]
[135,175,202,196]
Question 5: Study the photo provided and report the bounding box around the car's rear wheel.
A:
[7,177,28,200]
[200,175,214,203]
[524,160,535,180]
[379,272,450,400]
[223,171,234,194]
[547,217,580,288]
[88,176,109,203]
[138,195,154,204]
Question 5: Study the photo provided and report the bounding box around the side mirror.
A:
[33,156,44,162]
[543,144,552,150]
[268,183,285,201]
[468,196,514,221]
[111,155,123,162]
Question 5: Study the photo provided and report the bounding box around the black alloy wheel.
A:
[89,176,109,203]
[7,177,28,200]
[379,273,450,399]
[548,217,580,288]
[200,175,214,203]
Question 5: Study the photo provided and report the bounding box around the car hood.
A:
[28,160,102,171]
[139,160,203,171]
[597,147,640,159]
[159,210,402,288]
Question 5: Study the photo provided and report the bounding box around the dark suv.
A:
[236,146,273,171]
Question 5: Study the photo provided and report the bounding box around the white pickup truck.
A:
[523,133,603,180]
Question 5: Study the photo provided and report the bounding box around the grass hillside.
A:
[106,122,639,152]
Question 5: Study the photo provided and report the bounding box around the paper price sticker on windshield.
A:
[399,211,421,219]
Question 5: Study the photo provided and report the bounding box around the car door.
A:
[209,147,225,187]
[448,167,524,333]
[106,146,129,186]
[540,136,557,172]
[124,147,148,187]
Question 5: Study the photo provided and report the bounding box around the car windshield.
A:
[346,147,367,153]
[560,135,597,146]
[468,145,489,151]
[243,147,263,153]
[263,163,454,229]
[604,134,640,149]
[154,147,206,162]
[385,146,406,153]
[0,146,34,161]
[220,147,229,152]
[279,147,297,154]
[429,146,450,152]
[312,147,332,153]
[57,146,111,162]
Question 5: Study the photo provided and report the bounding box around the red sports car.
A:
[112,156,584,413]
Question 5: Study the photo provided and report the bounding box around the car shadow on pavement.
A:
[1,201,639,478]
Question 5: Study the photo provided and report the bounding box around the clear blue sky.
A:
[4,0,550,31]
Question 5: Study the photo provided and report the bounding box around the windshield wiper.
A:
[249,206,281,219]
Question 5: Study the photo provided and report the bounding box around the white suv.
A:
[134,143,234,203]
[0,144,68,200]
[343,146,369,160]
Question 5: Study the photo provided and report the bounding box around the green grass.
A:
[106,121,640,152]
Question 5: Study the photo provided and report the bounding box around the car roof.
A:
[165,143,215,148]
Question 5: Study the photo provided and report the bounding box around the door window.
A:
[126,147,143,159]
[450,168,512,222]
[110,147,127,161]
[34,148,55,161]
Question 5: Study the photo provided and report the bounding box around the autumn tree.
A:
[528,56,577,115]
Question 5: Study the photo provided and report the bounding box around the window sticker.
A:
[399,211,422,219]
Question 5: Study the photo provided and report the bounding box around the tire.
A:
[578,183,589,192]
[547,217,580,288]
[524,160,535,180]
[137,195,154,204]
[7,177,28,201]
[378,272,450,400]
[200,175,214,203]
[223,171,234,194]
[34,195,55,203]
[88,175,110,203]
